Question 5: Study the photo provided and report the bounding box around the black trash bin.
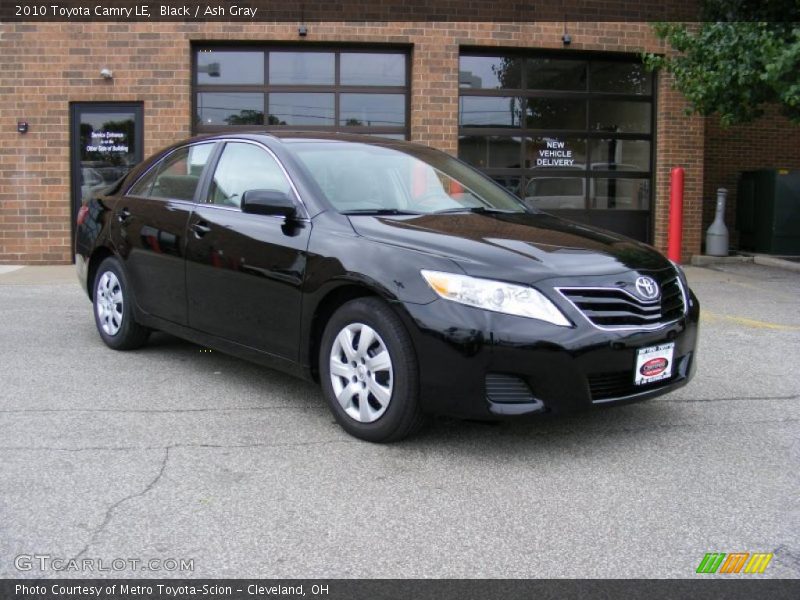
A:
[737,169,800,255]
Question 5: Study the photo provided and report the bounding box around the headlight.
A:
[420,270,571,327]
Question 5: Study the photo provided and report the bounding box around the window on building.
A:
[458,50,654,241]
[194,47,409,139]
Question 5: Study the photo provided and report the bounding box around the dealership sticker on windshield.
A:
[634,343,674,385]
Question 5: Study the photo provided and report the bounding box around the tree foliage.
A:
[644,1,800,126]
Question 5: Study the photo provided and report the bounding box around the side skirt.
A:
[136,311,314,383]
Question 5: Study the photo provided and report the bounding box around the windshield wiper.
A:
[431,206,519,215]
[341,208,424,216]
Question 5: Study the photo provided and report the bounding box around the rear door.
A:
[117,142,215,325]
[185,140,311,360]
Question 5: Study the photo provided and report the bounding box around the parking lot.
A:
[0,262,798,578]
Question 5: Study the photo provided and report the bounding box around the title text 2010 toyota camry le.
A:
[76,133,699,442]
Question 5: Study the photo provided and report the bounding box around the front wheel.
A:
[92,257,150,350]
[319,297,425,442]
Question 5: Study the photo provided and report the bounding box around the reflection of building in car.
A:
[80,167,107,201]
[81,162,137,201]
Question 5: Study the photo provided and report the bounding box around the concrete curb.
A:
[690,253,800,273]
[0,265,77,285]
[753,255,800,273]
[690,255,753,267]
[0,265,24,275]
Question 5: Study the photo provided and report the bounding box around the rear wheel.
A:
[319,297,425,442]
[92,257,149,350]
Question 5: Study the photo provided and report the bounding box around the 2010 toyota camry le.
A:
[76,132,699,442]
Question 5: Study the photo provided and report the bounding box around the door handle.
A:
[190,221,211,238]
[117,208,131,223]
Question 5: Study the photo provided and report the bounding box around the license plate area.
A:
[634,342,674,385]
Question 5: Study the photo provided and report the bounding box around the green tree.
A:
[644,1,800,125]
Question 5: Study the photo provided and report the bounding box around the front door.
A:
[185,141,310,360]
[70,103,144,244]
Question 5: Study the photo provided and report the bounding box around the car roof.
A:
[183,130,415,148]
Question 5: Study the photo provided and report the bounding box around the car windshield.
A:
[285,140,528,215]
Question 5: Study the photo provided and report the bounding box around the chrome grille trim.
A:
[557,275,687,331]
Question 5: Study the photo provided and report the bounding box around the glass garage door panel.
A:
[524,177,586,210]
[340,53,406,86]
[269,52,335,85]
[591,178,651,210]
[526,136,587,170]
[459,56,523,89]
[458,136,522,169]
[269,93,335,126]
[526,98,586,130]
[590,139,651,172]
[197,51,264,85]
[591,100,651,134]
[196,93,264,126]
[526,58,586,91]
[459,96,524,127]
[590,61,652,95]
[340,94,405,127]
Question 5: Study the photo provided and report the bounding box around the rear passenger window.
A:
[128,143,214,201]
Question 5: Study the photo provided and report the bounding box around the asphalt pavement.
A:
[0,262,798,578]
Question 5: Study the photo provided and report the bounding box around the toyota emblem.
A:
[635,276,659,301]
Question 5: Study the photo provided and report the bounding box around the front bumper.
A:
[393,289,699,420]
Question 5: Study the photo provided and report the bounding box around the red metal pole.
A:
[668,167,684,263]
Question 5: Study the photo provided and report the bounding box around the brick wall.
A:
[0,21,705,264]
[703,106,800,250]
[654,70,705,260]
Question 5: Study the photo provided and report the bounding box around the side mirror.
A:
[241,189,297,218]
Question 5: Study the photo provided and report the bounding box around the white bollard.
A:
[706,188,729,257]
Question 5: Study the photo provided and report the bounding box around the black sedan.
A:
[76,132,699,442]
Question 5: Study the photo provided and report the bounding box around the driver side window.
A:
[208,142,291,208]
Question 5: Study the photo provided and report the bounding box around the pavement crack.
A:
[71,447,170,561]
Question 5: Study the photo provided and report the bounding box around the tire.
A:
[319,297,425,442]
[92,256,150,350]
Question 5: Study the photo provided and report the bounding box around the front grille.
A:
[588,370,675,402]
[558,275,686,329]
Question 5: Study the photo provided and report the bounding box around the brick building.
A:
[1,19,798,264]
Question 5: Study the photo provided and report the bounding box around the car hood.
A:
[348,211,672,281]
